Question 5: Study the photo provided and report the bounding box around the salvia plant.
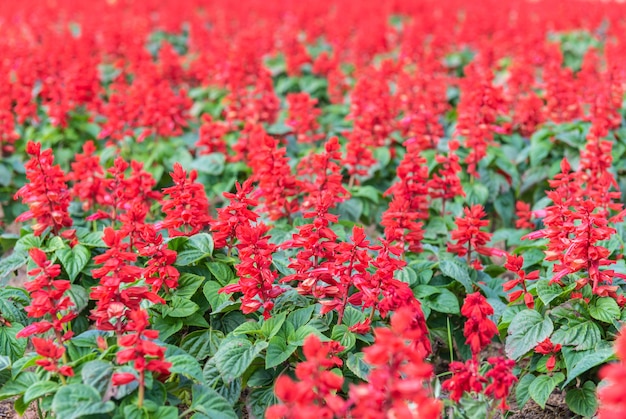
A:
[1,0,626,418]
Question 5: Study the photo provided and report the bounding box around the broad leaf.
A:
[565,381,597,417]
[191,384,237,419]
[56,244,90,281]
[51,384,115,419]
[505,310,554,360]
[589,297,620,323]
[213,338,268,382]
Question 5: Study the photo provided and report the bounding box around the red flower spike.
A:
[14,141,73,236]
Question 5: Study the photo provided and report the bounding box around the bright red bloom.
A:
[442,359,487,402]
[160,163,212,237]
[598,332,626,418]
[461,292,498,358]
[211,179,259,250]
[503,254,540,308]
[267,335,346,419]
[286,92,322,143]
[484,357,517,409]
[515,201,535,230]
[534,338,562,372]
[14,141,73,236]
[448,205,501,269]
[348,306,441,418]
[220,223,285,319]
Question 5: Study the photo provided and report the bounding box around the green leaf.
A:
[207,262,234,285]
[589,297,620,323]
[516,374,536,409]
[425,289,460,314]
[180,329,223,361]
[289,325,324,346]
[23,381,58,404]
[465,182,489,205]
[529,374,563,409]
[51,384,115,419]
[168,354,204,382]
[80,360,113,395]
[163,296,199,318]
[287,306,315,330]
[0,252,28,280]
[331,325,356,352]
[203,281,236,314]
[56,244,90,281]
[565,381,597,417]
[552,319,601,351]
[346,353,371,381]
[190,384,237,419]
[152,316,183,340]
[261,312,287,340]
[175,273,205,299]
[0,372,37,400]
[202,359,242,404]
[247,386,277,419]
[341,306,366,328]
[190,153,226,176]
[536,280,564,306]
[176,233,214,266]
[562,342,615,386]
[439,259,472,292]
[0,356,9,372]
[66,284,89,313]
[459,393,489,418]
[213,338,269,382]
[0,323,27,362]
[266,336,297,369]
[505,310,554,360]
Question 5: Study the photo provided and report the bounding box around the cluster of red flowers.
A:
[269,306,440,418]
[14,142,73,237]
[16,249,76,378]
[598,331,626,418]
[443,293,517,410]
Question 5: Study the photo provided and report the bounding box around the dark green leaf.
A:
[23,381,58,404]
[439,259,472,292]
[505,310,554,360]
[180,329,223,361]
[51,384,115,419]
[213,338,268,382]
[529,374,563,409]
[516,374,535,409]
[190,384,237,419]
[565,381,597,417]
[266,336,297,369]
[56,244,90,281]
[589,297,620,323]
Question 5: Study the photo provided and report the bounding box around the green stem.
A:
[447,316,454,362]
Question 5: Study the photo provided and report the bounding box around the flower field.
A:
[3,0,626,417]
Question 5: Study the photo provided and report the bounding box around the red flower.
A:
[14,141,73,236]
[503,254,539,308]
[161,163,212,237]
[286,92,322,143]
[484,357,517,409]
[448,205,500,269]
[535,338,562,372]
[112,372,136,386]
[220,222,285,319]
[211,179,259,250]
[267,335,346,419]
[442,359,487,402]
[599,332,626,418]
[348,306,441,418]
[461,292,498,358]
